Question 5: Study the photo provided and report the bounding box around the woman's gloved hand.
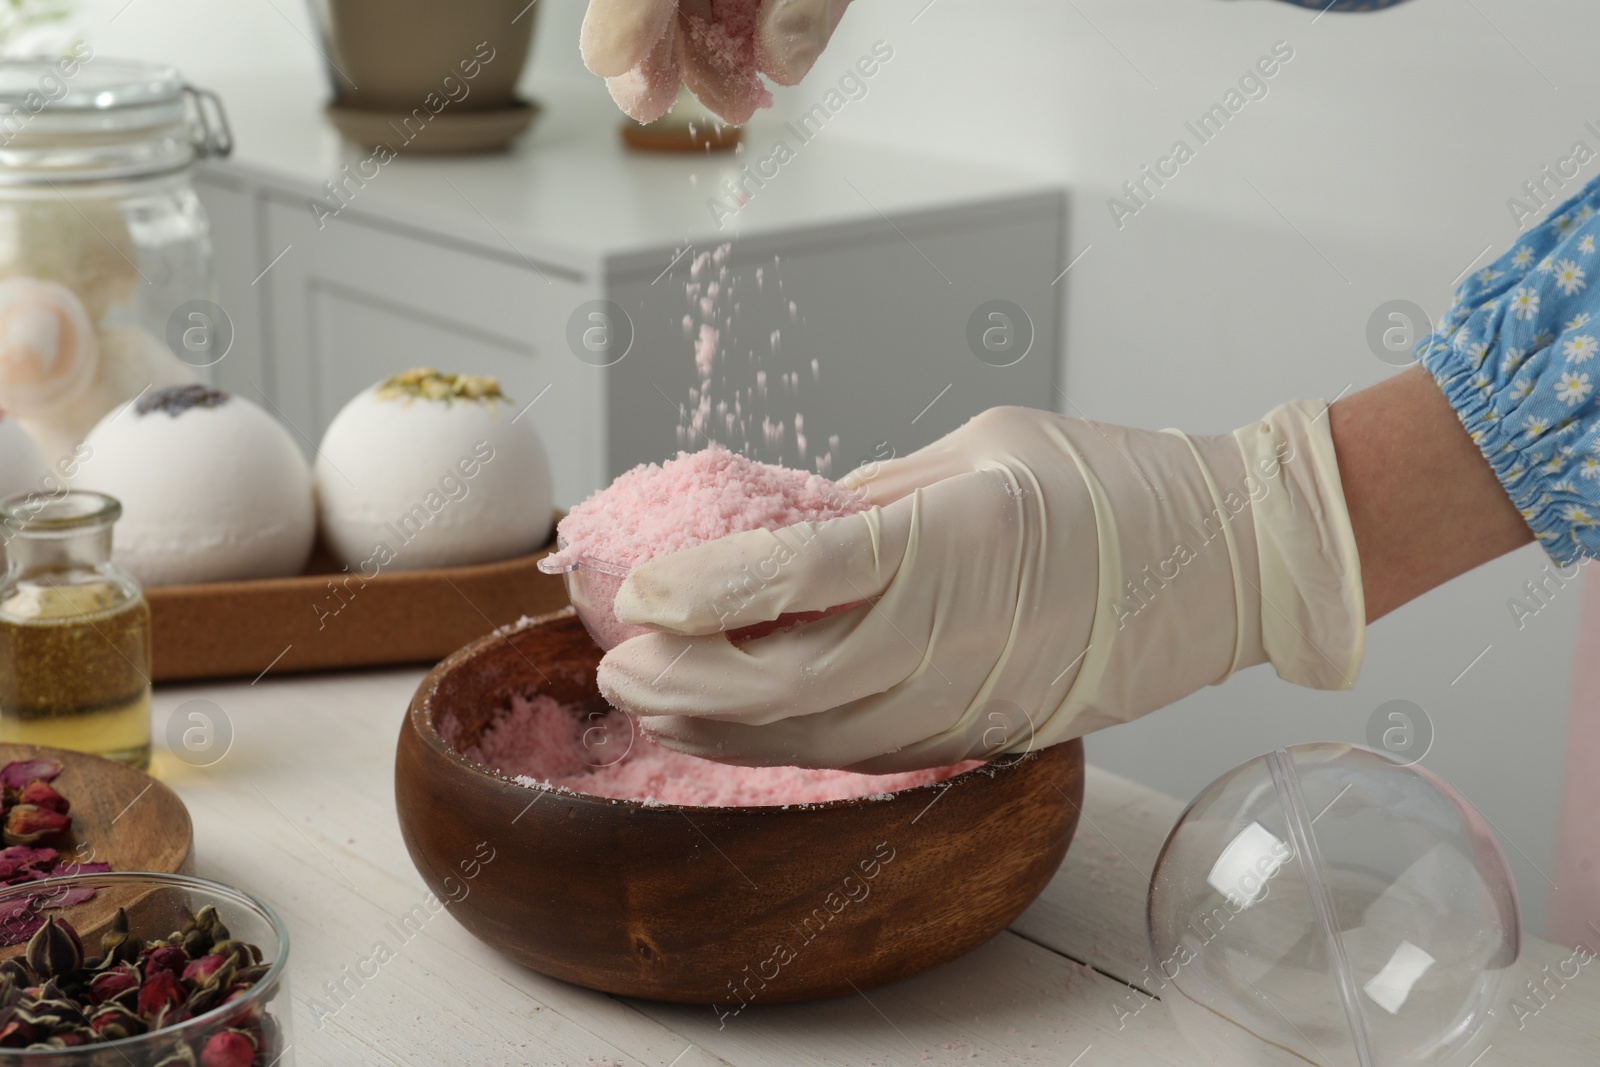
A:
[597,403,1365,773]
[581,0,854,124]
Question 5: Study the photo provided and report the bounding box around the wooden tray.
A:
[147,535,568,683]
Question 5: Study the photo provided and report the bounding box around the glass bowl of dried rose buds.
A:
[0,872,291,1066]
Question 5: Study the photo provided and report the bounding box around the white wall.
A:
[798,0,1599,940]
[74,0,1597,935]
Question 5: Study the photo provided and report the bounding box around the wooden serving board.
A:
[147,531,568,683]
[0,743,193,957]
[0,742,193,876]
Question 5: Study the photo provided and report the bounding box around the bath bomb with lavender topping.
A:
[74,385,315,586]
[315,369,553,572]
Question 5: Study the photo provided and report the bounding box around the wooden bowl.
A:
[395,608,1084,1004]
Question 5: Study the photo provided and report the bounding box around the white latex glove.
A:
[597,403,1365,774]
[581,0,854,124]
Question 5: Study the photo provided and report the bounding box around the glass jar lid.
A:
[0,55,231,184]
[0,490,121,536]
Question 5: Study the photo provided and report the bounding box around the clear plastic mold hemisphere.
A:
[1146,743,1520,1067]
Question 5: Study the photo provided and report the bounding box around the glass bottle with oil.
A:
[0,491,151,768]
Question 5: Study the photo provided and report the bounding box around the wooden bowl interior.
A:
[430,610,612,756]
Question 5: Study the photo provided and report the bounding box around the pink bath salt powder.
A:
[680,0,772,125]
[601,0,773,125]
[694,322,719,377]
[464,693,982,808]
[693,0,761,69]
[549,444,866,571]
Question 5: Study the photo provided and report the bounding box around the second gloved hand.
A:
[581,0,854,124]
[597,404,1365,774]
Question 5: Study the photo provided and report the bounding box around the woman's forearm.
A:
[1329,366,1533,622]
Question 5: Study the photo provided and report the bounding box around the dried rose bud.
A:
[220,981,265,1008]
[137,970,184,1018]
[208,940,255,970]
[97,930,143,969]
[142,944,188,979]
[88,964,140,1005]
[192,905,221,932]
[14,1004,65,1029]
[0,1016,34,1047]
[183,953,232,986]
[3,804,70,845]
[89,1003,146,1040]
[233,963,270,987]
[200,1029,257,1067]
[24,916,82,979]
[17,781,68,815]
[181,928,211,957]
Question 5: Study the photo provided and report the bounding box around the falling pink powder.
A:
[694,323,719,377]
[463,694,981,807]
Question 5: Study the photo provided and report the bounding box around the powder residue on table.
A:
[546,444,866,571]
[463,694,980,808]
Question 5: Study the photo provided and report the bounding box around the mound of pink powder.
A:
[549,444,866,571]
[463,694,980,807]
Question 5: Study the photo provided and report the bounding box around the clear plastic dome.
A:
[1147,743,1520,1066]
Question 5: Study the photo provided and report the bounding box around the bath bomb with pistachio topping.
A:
[315,368,554,572]
[75,385,315,586]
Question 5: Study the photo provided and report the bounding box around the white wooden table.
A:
[148,669,1598,1066]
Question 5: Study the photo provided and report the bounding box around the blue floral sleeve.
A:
[1419,173,1600,564]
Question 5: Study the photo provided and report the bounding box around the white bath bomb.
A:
[75,385,315,586]
[316,370,553,571]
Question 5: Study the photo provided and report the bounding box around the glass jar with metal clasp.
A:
[0,53,234,465]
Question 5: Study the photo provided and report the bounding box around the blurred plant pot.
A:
[313,0,537,112]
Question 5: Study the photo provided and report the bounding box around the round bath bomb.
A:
[315,369,554,572]
[0,277,98,417]
[75,385,315,586]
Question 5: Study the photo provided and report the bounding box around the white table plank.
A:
[148,668,1600,1066]
[628,934,1201,1067]
[1012,766,1183,992]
